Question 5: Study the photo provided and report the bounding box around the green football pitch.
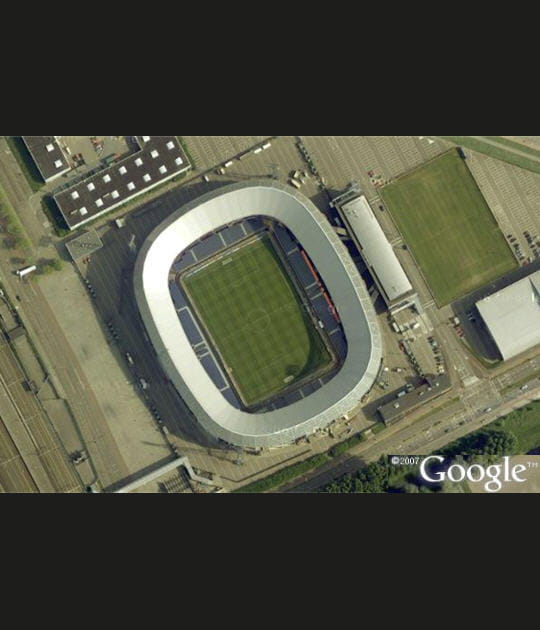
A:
[380,149,517,306]
[181,235,333,407]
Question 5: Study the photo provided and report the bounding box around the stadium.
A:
[134,180,382,448]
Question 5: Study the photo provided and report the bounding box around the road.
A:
[284,377,540,492]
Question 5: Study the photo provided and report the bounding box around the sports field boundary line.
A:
[267,228,339,375]
[240,233,338,410]
[374,185,440,308]
[384,146,458,186]
[379,148,516,307]
[454,153,521,271]
[180,228,338,410]
[179,235,279,409]
[181,230,266,280]
[176,286,235,400]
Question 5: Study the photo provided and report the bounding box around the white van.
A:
[16,265,37,278]
[288,178,301,189]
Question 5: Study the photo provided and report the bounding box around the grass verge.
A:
[439,136,540,176]
[177,136,197,170]
[490,399,540,454]
[501,368,540,394]
[0,184,31,250]
[235,429,370,492]
[234,453,330,493]
[328,432,366,457]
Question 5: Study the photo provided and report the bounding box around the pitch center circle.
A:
[246,307,271,333]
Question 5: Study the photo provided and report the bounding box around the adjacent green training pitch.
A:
[181,235,333,407]
[380,149,517,305]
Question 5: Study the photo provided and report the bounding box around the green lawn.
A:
[182,235,332,407]
[491,400,540,454]
[380,149,517,305]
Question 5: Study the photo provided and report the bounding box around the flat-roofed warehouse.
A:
[476,269,540,361]
[53,136,190,230]
[336,195,416,312]
[22,136,70,182]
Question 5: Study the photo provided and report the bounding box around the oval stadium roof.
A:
[134,180,382,448]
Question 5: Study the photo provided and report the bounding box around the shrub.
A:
[235,453,329,493]
[329,432,365,457]
[36,258,63,275]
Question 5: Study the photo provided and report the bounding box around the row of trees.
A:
[320,427,519,493]
[236,430,369,492]
[236,453,330,493]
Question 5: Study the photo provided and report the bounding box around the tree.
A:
[37,258,63,275]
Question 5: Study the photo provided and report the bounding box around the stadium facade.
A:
[134,180,382,448]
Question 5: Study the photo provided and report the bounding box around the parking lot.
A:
[465,149,540,264]
[300,136,449,196]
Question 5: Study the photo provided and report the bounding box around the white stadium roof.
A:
[476,270,540,361]
[134,180,382,448]
[338,195,413,305]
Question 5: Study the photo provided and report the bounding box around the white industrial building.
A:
[134,180,382,449]
[335,194,417,313]
[476,270,540,361]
